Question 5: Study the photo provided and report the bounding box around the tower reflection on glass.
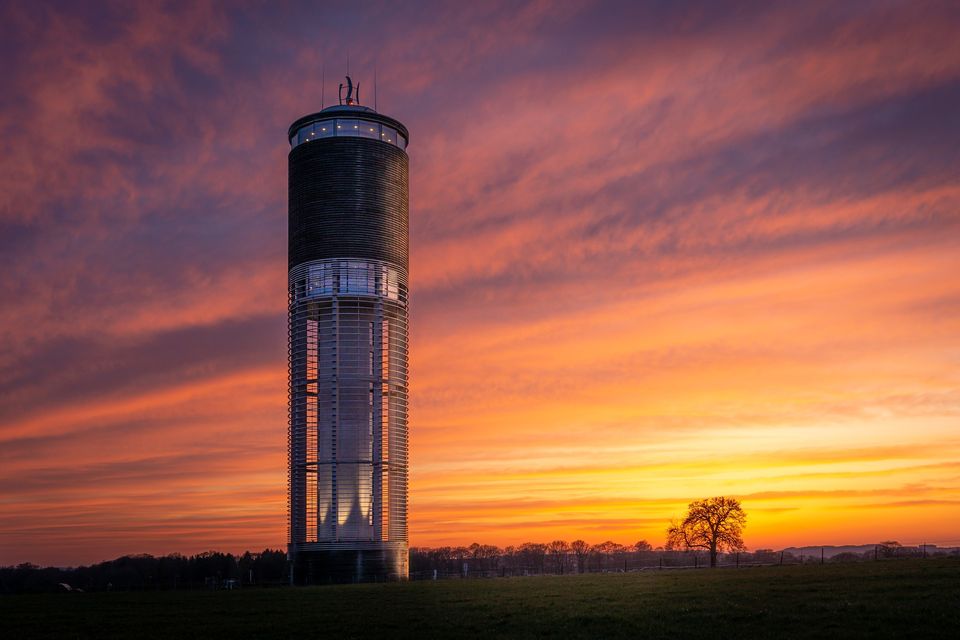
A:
[287,76,409,583]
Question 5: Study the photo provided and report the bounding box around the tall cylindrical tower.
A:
[287,81,409,583]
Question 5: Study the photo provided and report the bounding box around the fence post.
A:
[659,556,663,570]
[874,546,878,561]
[821,547,824,565]
[736,552,739,568]
[779,551,783,566]
[694,555,698,569]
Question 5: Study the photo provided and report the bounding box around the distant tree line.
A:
[409,539,958,578]
[3,541,954,592]
[0,549,287,594]
[411,539,729,577]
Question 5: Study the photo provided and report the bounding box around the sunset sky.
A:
[1,1,959,567]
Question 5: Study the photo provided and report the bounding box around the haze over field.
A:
[1,1,958,566]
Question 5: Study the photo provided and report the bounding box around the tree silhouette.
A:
[518,543,547,574]
[570,540,590,573]
[879,541,902,558]
[547,540,570,574]
[666,496,747,567]
[591,541,624,572]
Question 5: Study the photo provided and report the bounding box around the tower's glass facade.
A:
[287,101,409,583]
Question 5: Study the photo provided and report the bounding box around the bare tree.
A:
[593,540,623,554]
[547,540,570,574]
[465,543,501,573]
[570,540,590,573]
[632,540,652,569]
[518,543,547,574]
[500,546,517,575]
[591,541,624,572]
[453,546,470,576]
[666,496,747,567]
[879,541,902,559]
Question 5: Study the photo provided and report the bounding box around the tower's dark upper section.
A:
[288,128,408,270]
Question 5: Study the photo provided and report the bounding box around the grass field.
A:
[2,559,958,639]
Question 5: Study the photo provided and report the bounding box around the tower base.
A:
[289,543,408,584]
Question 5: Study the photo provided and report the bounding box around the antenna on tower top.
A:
[321,62,325,109]
[374,61,378,111]
[340,75,356,105]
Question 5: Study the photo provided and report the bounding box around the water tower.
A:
[287,77,409,583]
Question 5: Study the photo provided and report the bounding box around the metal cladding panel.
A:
[289,138,408,270]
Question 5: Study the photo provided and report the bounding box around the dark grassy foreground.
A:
[3,559,959,639]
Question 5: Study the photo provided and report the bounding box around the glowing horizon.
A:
[1,1,958,566]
